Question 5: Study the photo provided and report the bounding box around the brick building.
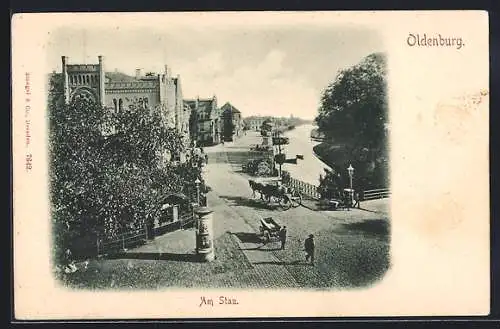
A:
[220,102,243,141]
[60,56,190,139]
[185,96,221,146]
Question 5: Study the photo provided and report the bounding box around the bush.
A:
[256,160,272,176]
[244,157,275,177]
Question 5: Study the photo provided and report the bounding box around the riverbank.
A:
[313,141,389,190]
[312,142,349,171]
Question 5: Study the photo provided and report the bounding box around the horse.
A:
[248,179,265,200]
[260,183,283,202]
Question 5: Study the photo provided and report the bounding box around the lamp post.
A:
[347,164,355,206]
[347,164,354,190]
[195,178,201,206]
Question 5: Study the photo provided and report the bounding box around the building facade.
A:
[60,56,190,140]
[185,96,221,146]
[220,102,243,141]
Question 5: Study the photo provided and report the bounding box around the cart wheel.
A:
[291,194,302,208]
[263,231,270,243]
[280,196,292,210]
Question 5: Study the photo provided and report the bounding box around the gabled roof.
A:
[220,102,241,115]
[184,98,218,119]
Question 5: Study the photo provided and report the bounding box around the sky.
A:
[46,21,384,120]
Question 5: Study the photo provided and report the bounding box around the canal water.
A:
[280,124,332,186]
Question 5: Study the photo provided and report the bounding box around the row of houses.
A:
[58,55,244,148]
[184,97,244,146]
[243,115,305,133]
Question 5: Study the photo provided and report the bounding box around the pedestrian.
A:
[304,234,315,265]
[278,226,287,250]
[205,154,208,164]
[353,191,360,208]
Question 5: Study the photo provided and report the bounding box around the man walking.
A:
[304,234,315,265]
[353,191,360,209]
[278,226,287,250]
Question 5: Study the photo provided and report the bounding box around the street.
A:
[63,129,390,290]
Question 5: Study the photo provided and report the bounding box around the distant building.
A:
[245,117,266,131]
[185,96,221,146]
[220,102,243,141]
[60,56,189,140]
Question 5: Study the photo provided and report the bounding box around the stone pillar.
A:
[194,206,215,262]
[98,55,105,107]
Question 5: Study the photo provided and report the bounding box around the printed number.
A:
[25,154,32,171]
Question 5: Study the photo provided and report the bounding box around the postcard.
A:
[11,11,489,319]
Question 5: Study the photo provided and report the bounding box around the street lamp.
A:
[347,164,354,190]
[195,178,201,205]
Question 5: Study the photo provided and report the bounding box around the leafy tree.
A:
[49,75,198,264]
[315,52,389,189]
[222,119,235,140]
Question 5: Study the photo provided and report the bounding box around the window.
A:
[113,99,117,112]
[119,99,123,112]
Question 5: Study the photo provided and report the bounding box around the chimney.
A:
[164,65,169,78]
[135,68,142,79]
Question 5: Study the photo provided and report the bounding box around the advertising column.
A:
[195,206,215,262]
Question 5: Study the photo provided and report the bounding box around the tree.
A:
[315,52,389,189]
[222,119,235,140]
[49,76,197,264]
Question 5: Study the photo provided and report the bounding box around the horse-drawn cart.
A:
[249,178,302,210]
[259,217,281,243]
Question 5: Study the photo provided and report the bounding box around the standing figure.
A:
[304,234,315,265]
[205,154,208,165]
[353,191,360,208]
[279,226,287,250]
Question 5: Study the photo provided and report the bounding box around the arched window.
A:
[86,75,90,84]
[78,75,82,84]
[119,99,123,112]
[144,98,148,108]
[113,99,117,112]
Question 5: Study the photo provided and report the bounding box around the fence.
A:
[97,226,149,256]
[285,176,390,202]
[97,213,195,256]
[287,177,322,200]
[155,213,196,236]
[362,188,390,201]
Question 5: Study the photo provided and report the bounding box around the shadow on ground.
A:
[337,218,389,238]
[253,260,306,266]
[219,195,281,210]
[232,232,262,244]
[106,252,200,262]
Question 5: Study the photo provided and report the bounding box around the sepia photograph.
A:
[12,11,489,319]
[46,22,389,291]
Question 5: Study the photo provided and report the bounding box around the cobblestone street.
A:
[64,131,390,290]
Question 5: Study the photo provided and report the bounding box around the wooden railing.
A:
[285,176,390,202]
[362,188,390,201]
[286,177,321,200]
